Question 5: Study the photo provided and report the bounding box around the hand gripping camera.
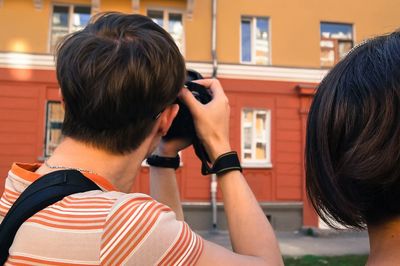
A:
[163,70,213,175]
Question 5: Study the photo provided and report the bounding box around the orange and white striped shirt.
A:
[0,163,203,265]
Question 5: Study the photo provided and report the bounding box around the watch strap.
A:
[212,151,242,175]
[146,154,180,169]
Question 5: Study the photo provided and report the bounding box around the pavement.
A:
[197,229,370,257]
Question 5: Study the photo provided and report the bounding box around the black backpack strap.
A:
[0,169,101,264]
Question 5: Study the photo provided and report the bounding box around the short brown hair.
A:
[306,31,400,229]
[56,12,186,154]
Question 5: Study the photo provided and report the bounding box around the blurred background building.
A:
[0,0,399,230]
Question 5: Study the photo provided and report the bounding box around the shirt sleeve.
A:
[100,194,204,266]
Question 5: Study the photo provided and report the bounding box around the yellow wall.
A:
[184,0,212,62]
[0,0,91,53]
[0,0,47,53]
[217,0,400,67]
[0,0,399,67]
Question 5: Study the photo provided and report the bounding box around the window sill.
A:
[242,162,272,169]
[240,61,271,66]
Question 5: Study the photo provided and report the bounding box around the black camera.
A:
[163,70,211,141]
[163,70,212,172]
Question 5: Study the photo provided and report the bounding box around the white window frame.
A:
[48,3,91,53]
[241,108,272,168]
[147,8,186,55]
[240,16,271,65]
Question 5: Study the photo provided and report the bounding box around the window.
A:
[147,10,184,53]
[49,4,91,52]
[320,23,353,67]
[241,108,271,167]
[45,101,65,157]
[241,17,270,65]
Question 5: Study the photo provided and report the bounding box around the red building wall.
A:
[0,68,56,192]
[0,67,317,225]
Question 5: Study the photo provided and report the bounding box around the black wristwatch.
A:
[146,154,180,169]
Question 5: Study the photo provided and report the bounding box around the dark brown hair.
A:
[306,31,400,229]
[56,12,186,154]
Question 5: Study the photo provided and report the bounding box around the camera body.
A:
[163,70,211,141]
[163,70,212,168]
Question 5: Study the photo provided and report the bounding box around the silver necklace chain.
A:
[44,160,99,175]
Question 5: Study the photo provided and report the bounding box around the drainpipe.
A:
[210,0,218,231]
[211,0,218,78]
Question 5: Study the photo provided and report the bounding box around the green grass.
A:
[283,255,368,266]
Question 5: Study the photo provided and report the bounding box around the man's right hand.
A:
[179,79,232,162]
[180,78,283,265]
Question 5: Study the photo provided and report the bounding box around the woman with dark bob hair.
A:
[306,31,400,264]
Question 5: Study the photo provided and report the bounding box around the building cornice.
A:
[0,52,328,83]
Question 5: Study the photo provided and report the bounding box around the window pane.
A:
[241,20,251,62]
[255,18,269,65]
[53,6,69,27]
[320,48,335,67]
[338,40,353,59]
[74,6,91,14]
[244,127,252,150]
[73,6,91,31]
[242,109,253,156]
[320,23,353,66]
[255,112,266,140]
[256,143,266,160]
[51,6,69,52]
[45,102,65,157]
[321,23,353,40]
[244,109,253,124]
[50,29,69,52]
[244,153,252,159]
[169,13,184,53]
[320,39,335,67]
[148,10,164,27]
[242,108,270,163]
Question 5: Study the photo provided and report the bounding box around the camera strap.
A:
[193,137,213,175]
[0,170,101,264]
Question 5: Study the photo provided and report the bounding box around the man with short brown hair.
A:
[0,12,282,265]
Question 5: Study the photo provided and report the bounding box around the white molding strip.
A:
[186,62,213,77]
[219,64,328,83]
[0,52,328,83]
[0,53,55,70]
[188,62,328,83]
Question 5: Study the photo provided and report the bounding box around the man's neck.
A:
[367,218,400,265]
[36,137,148,193]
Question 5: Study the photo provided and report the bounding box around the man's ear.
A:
[158,104,179,136]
